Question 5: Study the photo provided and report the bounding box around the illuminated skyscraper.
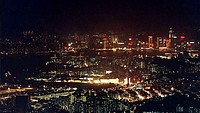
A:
[169,27,174,39]
[156,37,163,48]
[103,38,108,49]
[168,28,172,48]
[111,33,119,48]
[169,27,176,48]
[148,36,153,48]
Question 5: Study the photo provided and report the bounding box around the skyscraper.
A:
[168,27,176,49]
[169,27,174,39]
[148,36,153,48]
[169,27,174,48]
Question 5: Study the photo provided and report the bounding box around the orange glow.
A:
[103,38,108,41]
[180,36,185,39]
[128,42,132,46]
[64,46,68,49]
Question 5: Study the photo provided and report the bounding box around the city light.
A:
[1,1,200,112]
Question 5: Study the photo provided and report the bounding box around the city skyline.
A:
[1,1,200,113]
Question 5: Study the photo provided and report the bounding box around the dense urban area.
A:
[1,28,200,113]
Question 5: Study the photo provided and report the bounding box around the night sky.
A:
[1,0,200,36]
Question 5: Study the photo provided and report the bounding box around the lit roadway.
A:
[0,87,34,99]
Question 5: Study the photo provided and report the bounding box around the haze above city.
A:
[1,0,200,37]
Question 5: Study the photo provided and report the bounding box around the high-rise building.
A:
[156,37,163,48]
[168,27,178,49]
[103,38,108,49]
[169,27,174,48]
[169,27,174,39]
[148,36,153,48]
[176,105,184,113]
[111,33,119,48]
